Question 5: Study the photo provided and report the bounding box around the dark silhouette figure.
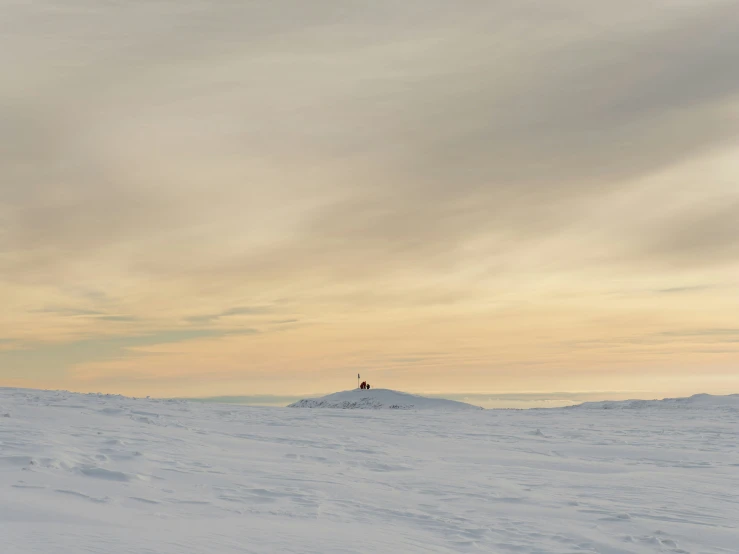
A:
[360,381,371,390]
[366,384,371,390]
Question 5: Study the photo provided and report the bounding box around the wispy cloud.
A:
[33,307,106,317]
[185,306,273,324]
[655,285,717,294]
[94,315,139,322]
[31,307,139,322]
[0,328,259,379]
[657,328,739,338]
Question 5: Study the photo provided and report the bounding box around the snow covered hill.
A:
[288,388,483,410]
[569,393,739,410]
[1,387,738,553]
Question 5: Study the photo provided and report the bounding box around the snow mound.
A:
[288,388,483,411]
[569,393,739,411]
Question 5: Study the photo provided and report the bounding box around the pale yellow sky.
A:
[1,0,738,400]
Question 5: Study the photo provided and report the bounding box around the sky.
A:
[1,0,738,402]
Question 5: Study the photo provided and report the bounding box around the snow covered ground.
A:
[569,393,739,411]
[288,388,483,410]
[1,388,737,553]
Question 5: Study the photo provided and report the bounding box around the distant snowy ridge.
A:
[568,393,739,410]
[288,388,483,410]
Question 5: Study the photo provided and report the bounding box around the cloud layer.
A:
[1,0,738,396]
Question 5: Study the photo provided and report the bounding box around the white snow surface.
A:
[1,388,738,553]
[569,393,739,411]
[288,388,483,410]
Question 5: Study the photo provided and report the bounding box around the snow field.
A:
[1,388,737,553]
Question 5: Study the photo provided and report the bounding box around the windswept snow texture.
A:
[1,388,738,553]
[288,388,483,410]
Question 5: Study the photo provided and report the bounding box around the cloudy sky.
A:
[2,0,738,400]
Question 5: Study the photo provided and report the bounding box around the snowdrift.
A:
[568,393,739,411]
[288,388,483,410]
[2,387,738,553]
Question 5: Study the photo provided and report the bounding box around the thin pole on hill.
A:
[358,373,360,389]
